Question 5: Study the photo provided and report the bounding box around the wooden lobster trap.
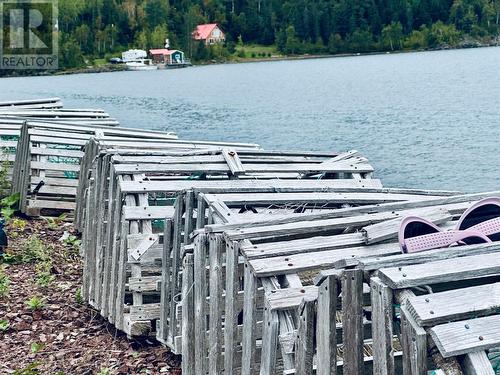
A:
[179,190,499,375]
[79,147,376,340]
[11,121,181,216]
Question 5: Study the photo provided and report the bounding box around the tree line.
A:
[17,0,500,68]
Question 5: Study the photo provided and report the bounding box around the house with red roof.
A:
[149,49,185,65]
[192,23,226,45]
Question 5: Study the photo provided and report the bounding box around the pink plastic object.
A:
[456,197,500,238]
[399,216,491,254]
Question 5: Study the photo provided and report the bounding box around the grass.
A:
[20,235,51,264]
[0,319,9,331]
[25,296,45,310]
[0,266,10,297]
[234,44,280,59]
[93,58,107,66]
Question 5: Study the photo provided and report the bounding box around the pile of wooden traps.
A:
[4,97,500,375]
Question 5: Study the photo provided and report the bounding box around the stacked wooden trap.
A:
[0,98,119,193]
[77,145,377,342]
[178,190,500,375]
[9,121,188,216]
[0,97,63,109]
[8,98,499,374]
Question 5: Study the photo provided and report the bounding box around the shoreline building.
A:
[149,49,185,65]
[192,23,226,45]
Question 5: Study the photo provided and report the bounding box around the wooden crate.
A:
[74,137,261,231]
[79,142,272,336]
[0,119,24,194]
[11,121,185,216]
[79,146,377,340]
[180,191,500,374]
[365,246,500,375]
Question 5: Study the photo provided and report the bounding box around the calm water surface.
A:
[1,47,499,192]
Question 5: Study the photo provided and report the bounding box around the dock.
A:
[2,97,500,375]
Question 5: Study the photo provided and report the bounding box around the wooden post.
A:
[400,305,427,375]
[169,195,184,347]
[260,307,279,375]
[295,298,316,375]
[208,234,224,374]
[158,219,173,342]
[193,233,208,375]
[184,190,195,245]
[224,240,240,375]
[182,253,195,375]
[371,277,395,375]
[316,272,339,375]
[341,269,364,375]
[241,262,258,375]
[196,193,207,229]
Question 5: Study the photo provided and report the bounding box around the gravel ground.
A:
[0,218,181,375]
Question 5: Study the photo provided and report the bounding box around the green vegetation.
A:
[30,342,44,354]
[35,261,55,287]
[17,235,56,287]
[0,0,495,73]
[53,0,500,67]
[0,158,11,198]
[45,214,67,231]
[63,235,81,252]
[20,236,51,264]
[1,193,20,222]
[0,319,9,332]
[75,288,83,304]
[25,296,45,310]
[12,363,41,375]
[0,266,10,297]
[234,44,278,59]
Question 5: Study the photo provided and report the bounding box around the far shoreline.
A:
[196,42,500,67]
[1,42,498,78]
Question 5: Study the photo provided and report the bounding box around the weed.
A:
[8,218,26,238]
[46,217,58,231]
[0,192,20,222]
[0,251,21,264]
[12,362,40,375]
[0,156,11,199]
[75,288,83,304]
[0,319,9,331]
[30,342,44,353]
[96,368,110,375]
[46,213,67,231]
[0,266,10,297]
[35,261,55,287]
[25,296,44,310]
[63,235,81,251]
[21,235,51,263]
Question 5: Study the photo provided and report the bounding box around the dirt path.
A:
[0,218,181,375]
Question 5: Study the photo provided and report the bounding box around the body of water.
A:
[1,47,499,192]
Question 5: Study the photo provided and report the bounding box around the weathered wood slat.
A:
[113,161,374,174]
[341,269,364,375]
[406,282,500,327]
[316,272,339,375]
[430,314,500,358]
[371,277,394,375]
[460,351,494,375]
[120,178,383,193]
[378,250,500,289]
[359,242,500,271]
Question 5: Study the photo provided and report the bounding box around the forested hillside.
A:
[57,0,500,67]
